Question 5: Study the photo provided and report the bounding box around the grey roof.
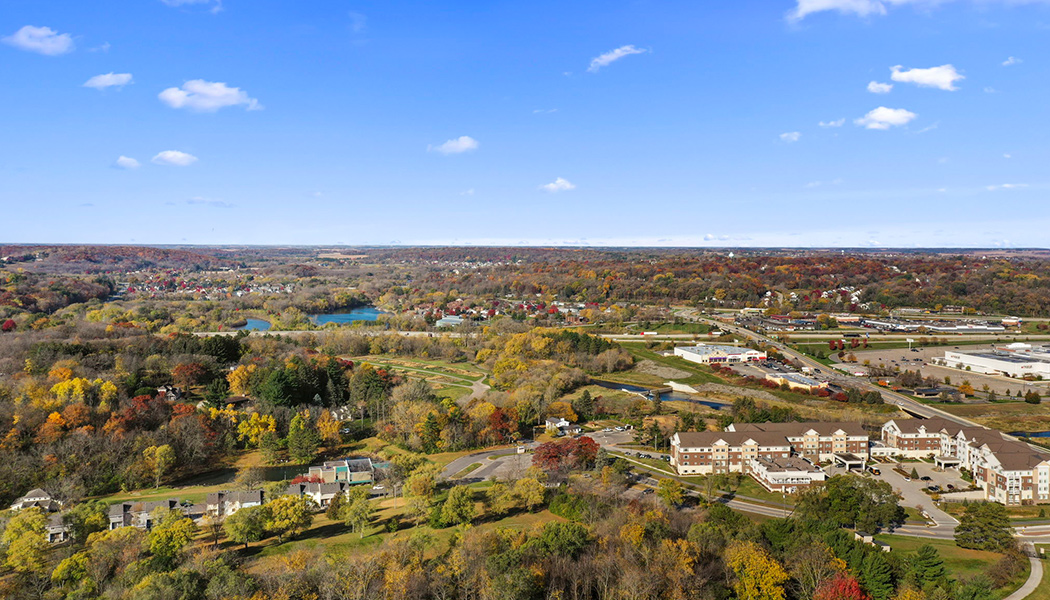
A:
[753,456,823,473]
[206,490,264,505]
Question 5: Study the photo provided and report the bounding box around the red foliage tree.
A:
[532,436,600,473]
[1,319,15,332]
[172,362,212,388]
[290,474,324,485]
[814,573,870,600]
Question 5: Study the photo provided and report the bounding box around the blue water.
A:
[1010,431,1050,438]
[592,380,728,411]
[308,307,384,325]
[236,318,272,331]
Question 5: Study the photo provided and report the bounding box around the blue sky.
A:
[2,0,1048,247]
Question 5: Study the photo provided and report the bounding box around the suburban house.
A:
[749,456,827,492]
[545,417,582,436]
[284,481,353,507]
[46,513,71,544]
[205,490,264,518]
[881,418,1050,505]
[307,457,375,485]
[156,385,185,401]
[10,488,61,512]
[670,421,869,478]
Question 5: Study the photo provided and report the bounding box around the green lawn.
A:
[453,463,483,478]
[873,534,1022,584]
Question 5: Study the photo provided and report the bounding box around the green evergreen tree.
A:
[861,552,894,600]
[955,502,1014,551]
[420,412,441,453]
[287,414,320,465]
[326,490,346,520]
[913,543,946,583]
[572,389,594,421]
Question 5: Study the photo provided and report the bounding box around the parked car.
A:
[920,476,932,481]
[947,484,956,490]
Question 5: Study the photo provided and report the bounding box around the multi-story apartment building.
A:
[881,418,1050,505]
[728,422,869,462]
[670,421,869,476]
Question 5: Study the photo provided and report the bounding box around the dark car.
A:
[947,484,956,490]
[920,476,932,481]
[642,488,654,495]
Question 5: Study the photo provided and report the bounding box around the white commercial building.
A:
[941,350,1050,379]
[673,344,766,365]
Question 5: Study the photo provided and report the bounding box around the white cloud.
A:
[533,108,558,114]
[986,183,1027,191]
[540,177,576,193]
[429,136,478,155]
[819,118,846,127]
[1004,153,1012,159]
[890,64,964,91]
[854,106,917,130]
[152,150,198,166]
[2,25,75,56]
[983,86,998,93]
[780,132,801,143]
[588,45,647,73]
[790,0,1050,22]
[788,0,886,21]
[187,196,232,208]
[159,80,262,112]
[867,81,893,94]
[1002,56,1021,66]
[89,42,111,53]
[114,156,140,170]
[84,72,133,90]
[461,189,475,196]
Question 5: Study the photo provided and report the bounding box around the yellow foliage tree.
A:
[545,401,578,423]
[227,364,257,396]
[316,409,340,446]
[724,540,789,600]
[238,412,277,447]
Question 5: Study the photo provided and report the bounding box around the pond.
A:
[235,318,271,331]
[308,306,385,325]
[592,380,729,411]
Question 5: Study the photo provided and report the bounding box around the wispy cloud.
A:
[541,177,576,193]
[805,178,843,188]
[533,108,558,114]
[84,72,133,90]
[428,136,478,155]
[780,132,801,143]
[160,0,223,13]
[818,118,845,128]
[113,156,141,170]
[159,80,262,112]
[348,11,367,33]
[2,25,74,55]
[891,64,964,91]
[985,183,1027,191]
[867,81,893,94]
[187,196,233,208]
[854,106,917,130]
[588,45,647,73]
[152,150,198,166]
[1002,56,1021,66]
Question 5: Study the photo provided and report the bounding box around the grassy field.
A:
[938,401,1050,433]
[873,534,1024,584]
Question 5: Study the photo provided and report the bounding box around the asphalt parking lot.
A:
[841,344,1050,396]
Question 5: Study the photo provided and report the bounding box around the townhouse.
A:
[205,490,264,518]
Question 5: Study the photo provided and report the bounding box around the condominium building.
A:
[670,421,868,476]
[881,418,1050,505]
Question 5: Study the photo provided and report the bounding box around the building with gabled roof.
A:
[10,488,60,512]
[307,457,375,485]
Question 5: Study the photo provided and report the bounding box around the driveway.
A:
[870,465,958,526]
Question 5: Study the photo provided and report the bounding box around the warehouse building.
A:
[941,350,1050,379]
